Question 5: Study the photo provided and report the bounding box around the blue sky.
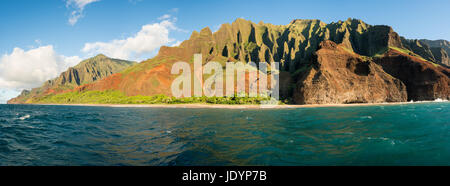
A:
[0,0,449,103]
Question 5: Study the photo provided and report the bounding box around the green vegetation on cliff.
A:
[401,38,450,67]
[34,90,275,105]
[8,54,136,104]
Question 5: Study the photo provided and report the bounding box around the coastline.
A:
[22,100,449,109]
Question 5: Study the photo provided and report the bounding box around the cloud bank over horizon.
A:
[0,46,81,91]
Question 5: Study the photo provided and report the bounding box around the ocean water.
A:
[0,103,449,166]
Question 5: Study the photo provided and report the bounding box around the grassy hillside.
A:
[34,90,275,105]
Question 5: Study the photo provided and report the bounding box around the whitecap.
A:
[434,98,448,102]
[360,116,372,119]
[19,115,30,120]
[367,137,389,141]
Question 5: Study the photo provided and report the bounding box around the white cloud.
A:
[158,14,172,20]
[82,15,182,60]
[0,46,81,90]
[170,41,182,47]
[69,0,100,8]
[66,0,100,25]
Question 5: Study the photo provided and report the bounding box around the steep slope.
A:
[293,40,407,104]
[8,54,136,104]
[172,18,402,71]
[13,18,450,105]
[429,47,449,67]
[420,39,450,54]
[402,38,450,67]
[422,39,450,67]
[75,18,406,97]
[374,48,450,101]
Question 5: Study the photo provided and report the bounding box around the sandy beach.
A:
[31,100,448,109]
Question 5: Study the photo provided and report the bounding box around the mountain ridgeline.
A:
[161,18,404,71]
[8,18,450,104]
[401,39,450,67]
[54,54,136,87]
[8,55,136,104]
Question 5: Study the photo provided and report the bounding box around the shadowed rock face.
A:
[362,26,403,56]
[401,38,436,61]
[402,38,450,67]
[425,40,450,67]
[430,47,449,67]
[374,49,450,101]
[293,41,407,104]
[420,39,450,55]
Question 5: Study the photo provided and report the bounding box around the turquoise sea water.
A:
[0,102,449,166]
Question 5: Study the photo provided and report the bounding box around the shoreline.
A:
[12,100,448,109]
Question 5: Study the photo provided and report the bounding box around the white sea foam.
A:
[367,137,389,141]
[407,98,448,104]
[434,98,448,102]
[360,116,372,119]
[19,115,30,120]
[367,136,398,145]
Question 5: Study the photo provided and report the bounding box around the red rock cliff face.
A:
[374,49,450,101]
[293,41,408,104]
[9,18,449,105]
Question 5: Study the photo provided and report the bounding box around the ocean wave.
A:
[408,98,449,103]
[360,116,372,119]
[367,137,400,145]
[434,98,448,102]
[0,104,448,166]
[19,115,31,120]
[367,137,390,141]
